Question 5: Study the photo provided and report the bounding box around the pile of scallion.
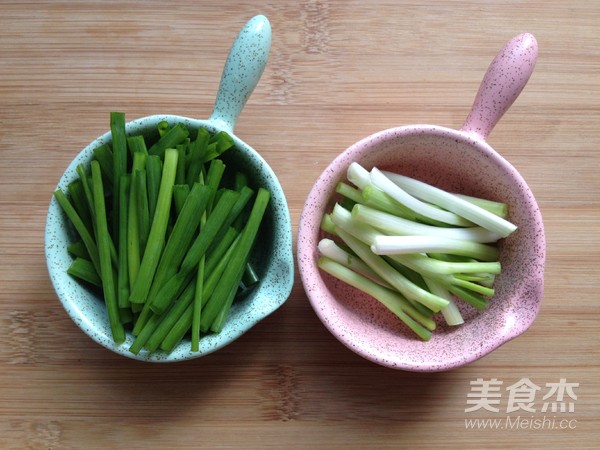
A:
[318,162,517,341]
[54,112,270,354]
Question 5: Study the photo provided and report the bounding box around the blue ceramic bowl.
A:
[45,15,294,362]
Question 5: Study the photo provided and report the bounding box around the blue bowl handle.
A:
[208,15,271,134]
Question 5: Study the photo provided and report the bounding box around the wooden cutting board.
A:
[0,1,598,448]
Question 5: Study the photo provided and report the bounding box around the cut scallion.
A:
[381,170,517,237]
[317,161,517,340]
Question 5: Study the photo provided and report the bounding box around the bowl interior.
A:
[45,115,294,362]
[297,125,545,371]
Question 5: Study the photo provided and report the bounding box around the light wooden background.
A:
[1,1,598,448]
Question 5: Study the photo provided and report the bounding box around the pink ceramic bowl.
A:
[297,33,545,371]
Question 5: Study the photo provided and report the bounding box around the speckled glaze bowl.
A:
[45,15,294,362]
[298,33,545,371]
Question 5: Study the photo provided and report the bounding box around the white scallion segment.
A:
[318,238,393,289]
[320,213,337,235]
[330,203,379,246]
[335,228,449,312]
[453,193,508,219]
[453,272,496,285]
[371,235,499,262]
[424,277,464,326]
[347,162,371,190]
[451,276,495,297]
[335,182,363,204]
[381,171,518,238]
[318,257,435,339]
[352,204,502,243]
[388,252,501,276]
[472,273,496,288]
[370,167,473,227]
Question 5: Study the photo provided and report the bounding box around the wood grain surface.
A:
[1,1,598,449]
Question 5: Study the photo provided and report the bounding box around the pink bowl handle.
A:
[461,33,538,141]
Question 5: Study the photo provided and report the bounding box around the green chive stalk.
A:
[145,155,162,221]
[127,151,147,288]
[110,112,127,240]
[201,188,270,332]
[67,257,101,287]
[148,123,189,157]
[117,175,130,309]
[91,160,125,344]
[129,148,178,304]
[150,189,240,314]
